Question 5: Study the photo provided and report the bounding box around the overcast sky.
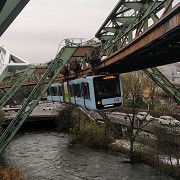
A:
[0,0,179,64]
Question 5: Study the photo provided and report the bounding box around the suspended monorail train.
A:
[47,83,64,102]
[47,74,123,111]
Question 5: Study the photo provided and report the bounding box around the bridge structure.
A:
[0,46,31,82]
[0,0,30,37]
[0,0,180,154]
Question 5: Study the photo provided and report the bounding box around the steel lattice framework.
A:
[0,0,180,154]
[95,0,174,57]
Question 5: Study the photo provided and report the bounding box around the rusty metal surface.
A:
[96,4,180,73]
[0,4,179,88]
[72,46,94,57]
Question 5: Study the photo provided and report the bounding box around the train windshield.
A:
[94,75,121,99]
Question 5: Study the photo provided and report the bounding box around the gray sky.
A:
[0,0,179,64]
[1,0,118,64]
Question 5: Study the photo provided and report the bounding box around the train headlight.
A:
[97,101,101,105]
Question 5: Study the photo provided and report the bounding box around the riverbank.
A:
[109,139,180,179]
[55,105,180,179]
[0,104,178,179]
[0,127,174,180]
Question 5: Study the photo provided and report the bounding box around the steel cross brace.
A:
[143,67,180,105]
[0,66,37,108]
[0,46,77,154]
[98,111,119,137]
[96,0,170,56]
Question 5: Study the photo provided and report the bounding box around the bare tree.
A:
[121,71,157,162]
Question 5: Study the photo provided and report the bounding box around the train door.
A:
[63,81,70,103]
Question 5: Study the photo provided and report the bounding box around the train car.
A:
[47,83,63,102]
[69,74,123,111]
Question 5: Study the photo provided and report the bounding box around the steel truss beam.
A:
[0,46,77,154]
[0,66,47,88]
[95,0,173,57]
[0,66,37,108]
[143,67,180,105]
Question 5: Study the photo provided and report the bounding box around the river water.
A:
[0,125,175,180]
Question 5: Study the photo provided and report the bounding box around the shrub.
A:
[56,105,75,131]
[0,166,24,180]
[77,121,115,148]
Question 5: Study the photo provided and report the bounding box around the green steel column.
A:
[0,46,77,154]
[98,111,119,137]
[0,66,37,108]
[143,68,180,105]
[0,0,30,36]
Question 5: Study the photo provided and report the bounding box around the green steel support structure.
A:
[143,67,180,105]
[95,0,172,57]
[95,0,180,105]
[0,0,179,154]
[0,66,37,108]
[0,46,77,154]
[98,111,119,137]
[0,0,30,36]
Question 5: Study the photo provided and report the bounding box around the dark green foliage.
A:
[56,105,115,148]
[76,121,115,148]
[56,105,75,131]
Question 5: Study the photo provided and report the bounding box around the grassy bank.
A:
[56,105,180,178]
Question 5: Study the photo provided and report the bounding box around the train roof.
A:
[49,74,120,86]
[69,74,119,83]
[50,83,60,87]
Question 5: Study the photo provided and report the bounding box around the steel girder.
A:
[0,66,47,88]
[98,111,119,137]
[143,67,180,105]
[95,0,173,57]
[0,66,37,108]
[0,46,77,154]
[95,0,180,105]
[0,0,30,36]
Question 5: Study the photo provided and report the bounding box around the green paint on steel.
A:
[143,68,180,105]
[0,0,30,36]
[0,65,47,87]
[0,66,37,108]
[0,46,77,154]
[98,111,119,137]
[95,0,170,56]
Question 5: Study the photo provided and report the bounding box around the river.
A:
[0,125,175,180]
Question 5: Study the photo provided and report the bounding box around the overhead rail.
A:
[0,66,37,108]
[0,1,180,153]
[95,0,180,73]
[95,0,173,56]
[0,66,47,88]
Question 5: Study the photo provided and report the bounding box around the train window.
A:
[73,84,81,97]
[82,83,90,100]
[70,85,73,97]
[47,88,51,95]
[50,87,56,96]
[58,85,62,96]
[94,77,120,98]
